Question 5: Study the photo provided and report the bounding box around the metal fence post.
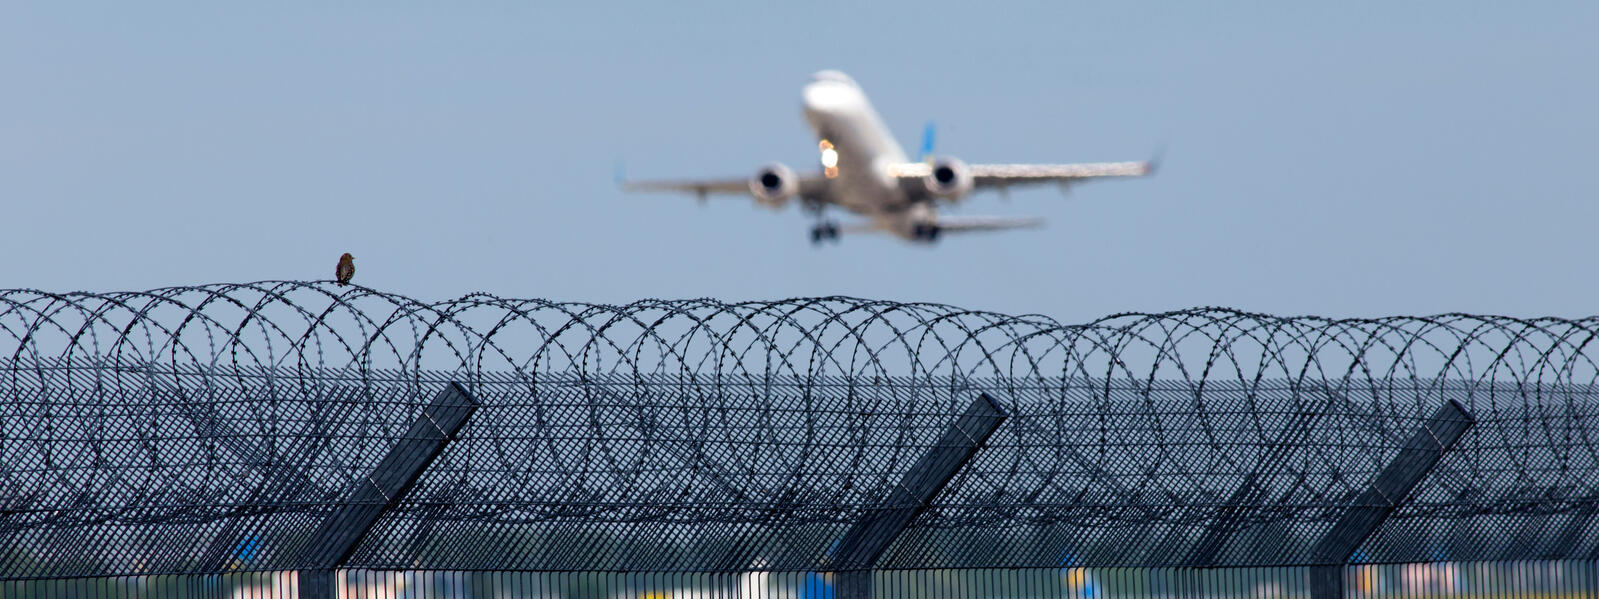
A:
[829,393,1008,599]
[1307,399,1474,599]
[297,382,479,599]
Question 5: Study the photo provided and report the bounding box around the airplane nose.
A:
[802,81,859,114]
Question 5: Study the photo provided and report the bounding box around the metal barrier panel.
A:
[2,563,1595,598]
[10,368,1595,577]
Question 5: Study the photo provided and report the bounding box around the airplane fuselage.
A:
[799,72,932,235]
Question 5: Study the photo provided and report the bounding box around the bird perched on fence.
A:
[335,253,355,286]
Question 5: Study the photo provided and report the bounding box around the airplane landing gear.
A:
[911,222,942,243]
[809,221,841,246]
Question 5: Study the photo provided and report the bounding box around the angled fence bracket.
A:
[297,382,479,599]
[1188,408,1324,567]
[829,393,1008,599]
[145,372,336,572]
[1308,399,1474,599]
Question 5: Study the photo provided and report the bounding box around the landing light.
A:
[820,140,840,178]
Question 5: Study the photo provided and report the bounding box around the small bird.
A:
[335,253,355,286]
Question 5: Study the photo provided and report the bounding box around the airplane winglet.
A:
[1146,144,1166,175]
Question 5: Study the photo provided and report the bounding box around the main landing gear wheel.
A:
[911,223,942,242]
[809,222,841,245]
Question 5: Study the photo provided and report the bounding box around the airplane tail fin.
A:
[916,121,936,161]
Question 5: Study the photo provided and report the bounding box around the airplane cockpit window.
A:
[810,70,857,86]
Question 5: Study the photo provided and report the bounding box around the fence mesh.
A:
[2,282,1597,596]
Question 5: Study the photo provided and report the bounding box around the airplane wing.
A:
[621,174,829,202]
[968,161,1154,188]
[889,160,1155,191]
[620,177,751,198]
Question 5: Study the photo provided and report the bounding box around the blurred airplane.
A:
[623,70,1156,245]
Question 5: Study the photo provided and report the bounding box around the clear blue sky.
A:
[3,3,1595,320]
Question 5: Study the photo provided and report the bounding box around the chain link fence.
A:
[2,282,1596,597]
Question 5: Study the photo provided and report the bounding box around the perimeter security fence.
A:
[1,282,1597,598]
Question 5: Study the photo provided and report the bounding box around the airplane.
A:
[622,70,1156,245]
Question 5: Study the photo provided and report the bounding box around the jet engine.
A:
[920,157,974,198]
[749,163,799,209]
